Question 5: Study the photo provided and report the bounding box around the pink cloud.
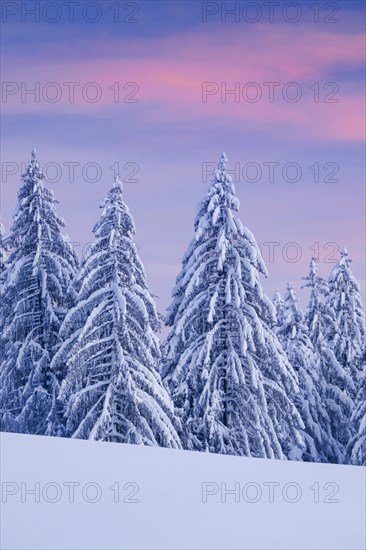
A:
[3,25,365,141]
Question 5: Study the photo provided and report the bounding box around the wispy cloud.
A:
[3,26,365,141]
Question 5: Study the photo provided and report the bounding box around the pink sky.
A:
[2,6,365,315]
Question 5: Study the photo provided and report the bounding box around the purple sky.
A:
[1,0,365,319]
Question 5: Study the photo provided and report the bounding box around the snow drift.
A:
[1,432,365,550]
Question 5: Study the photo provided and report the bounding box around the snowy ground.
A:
[1,432,365,550]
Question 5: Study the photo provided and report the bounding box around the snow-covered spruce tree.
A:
[0,221,7,400]
[53,177,181,448]
[345,368,366,465]
[163,153,305,459]
[326,248,366,465]
[273,290,286,327]
[0,221,6,274]
[302,257,354,462]
[326,247,365,383]
[302,257,332,348]
[0,149,78,435]
[275,283,339,463]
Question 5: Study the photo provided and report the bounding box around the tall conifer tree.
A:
[163,154,304,459]
[0,149,78,434]
[53,177,181,448]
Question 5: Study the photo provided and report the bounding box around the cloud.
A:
[2,25,365,141]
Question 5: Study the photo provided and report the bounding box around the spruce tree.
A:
[53,177,181,448]
[276,283,339,462]
[346,370,366,465]
[0,221,7,419]
[163,153,304,459]
[0,221,6,273]
[302,257,331,347]
[273,290,286,327]
[326,247,365,382]
[0,149,78,435]
[302,257,353,462]
[325,248,366,465]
